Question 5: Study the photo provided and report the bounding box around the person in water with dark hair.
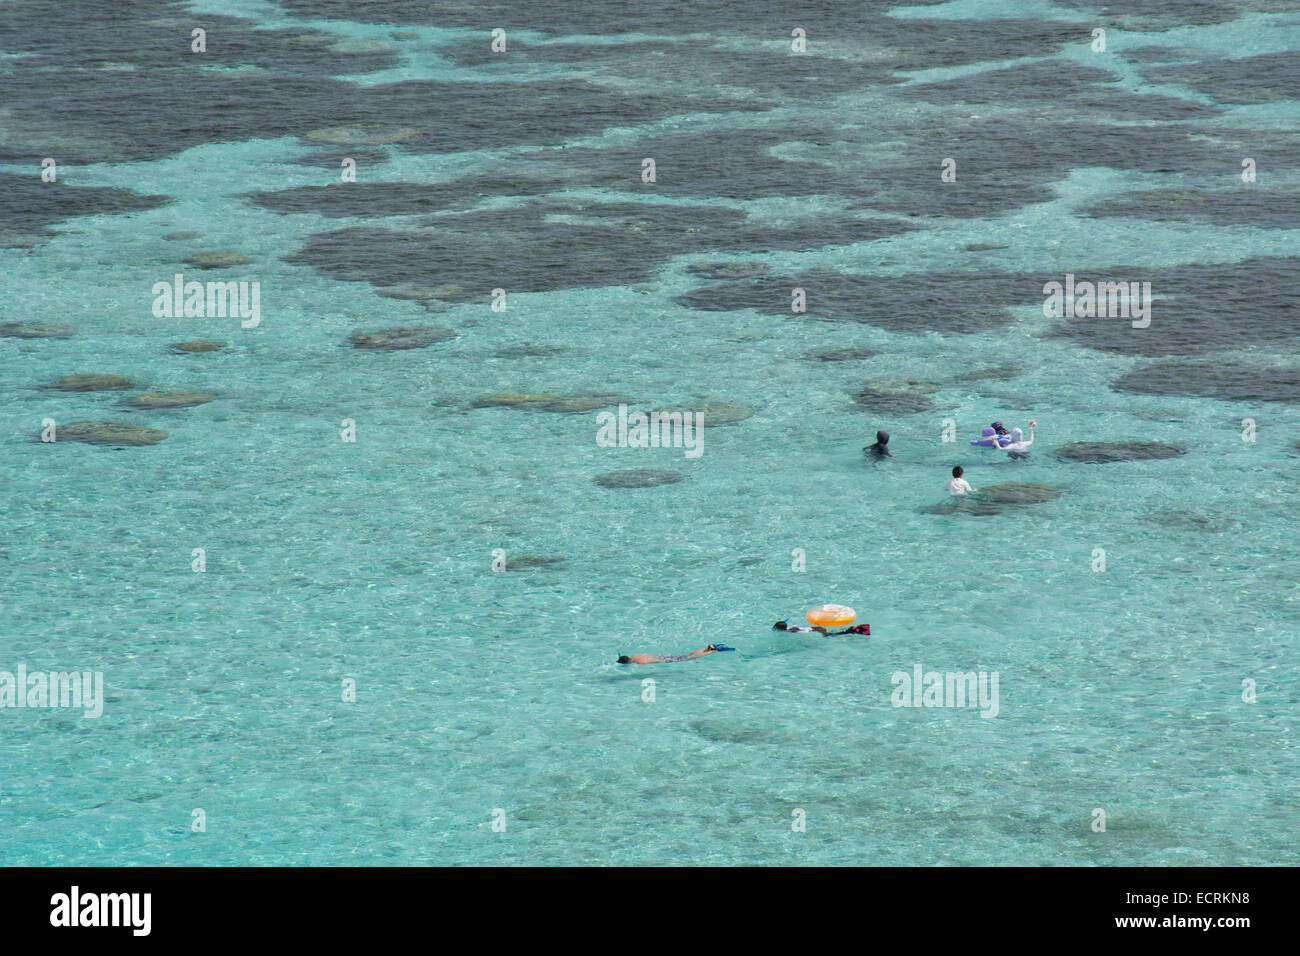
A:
[773,620,870,636]
[865,429,891,458]
[946,465,977,496]
[617,644,732,664]
[947,464,974,496]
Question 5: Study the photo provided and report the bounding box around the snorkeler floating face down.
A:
[616,644,734,664]
[772,619,870,636]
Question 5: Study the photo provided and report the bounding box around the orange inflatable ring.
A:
[806,604,856,628]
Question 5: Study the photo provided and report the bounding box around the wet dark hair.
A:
[876,430,889,444]
[952,465,963,477]
[773,620,790,630]
[616,656,631,664]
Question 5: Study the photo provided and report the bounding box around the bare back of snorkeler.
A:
[773,621,870,636]
[773,620,828,635]
[617,645,726,664]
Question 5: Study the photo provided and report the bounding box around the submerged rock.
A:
[923,481,1062,516]
[1130,408,1185,422]
[45,374,135,391]
[807,347,875,362]
[472,392,633,413]
[161,231,202,241]
[504,554,566,570]
[328,38,397,55]
[873,378,942,393]
[691,719,786,745]
[376,282,464,301]
[918,498,999,517]
[687,261,770,280]
[526,395,626,413]
[853,386,934,414]
[1144,510,1238,534]
[491,344,568,358]
[594,468,684,489]
[1115,361,1300,403]
[305,123,419,146]
[48,421,167,446]
[0,232,45,249]
[286,31,336,46]
[472,392,560,408]
[1,322,75,338]
[962,364,1021,381]
[978,481,1062,503]
[187,251,250,268]
[122,391,213,409]
[348,326,456,350]
[1057,441,1186,463]
[650,401,754,425]
[1075,808,1178,841]
[170,339,226,353]
[965,242,1009,251]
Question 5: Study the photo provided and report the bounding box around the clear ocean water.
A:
[1,0,1297,865]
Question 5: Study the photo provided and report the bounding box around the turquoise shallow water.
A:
[1,0,1298,865]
